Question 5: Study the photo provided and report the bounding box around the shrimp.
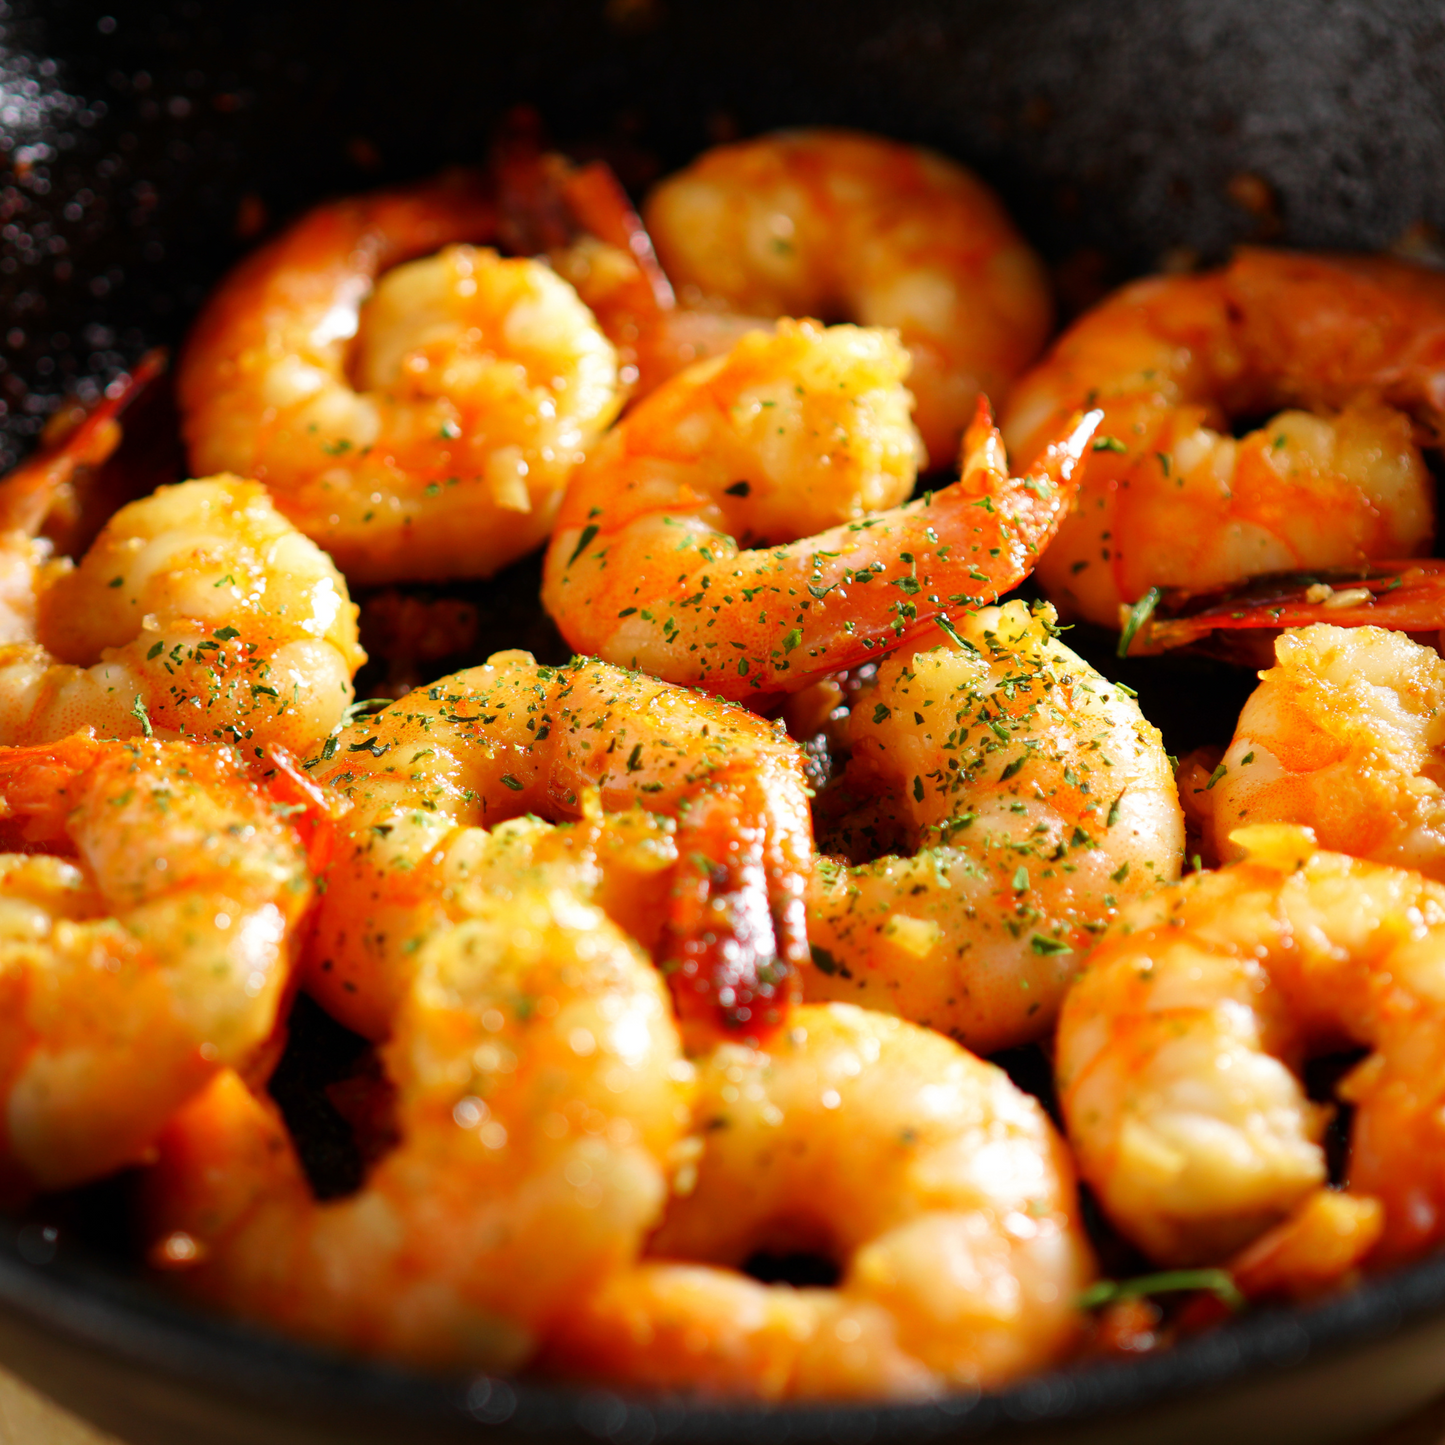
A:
[177,174,622,584]
[304,651,814,1045]
[0,352,166,645]
[1195,624,1445,879]
[803,604,1183,1053]
[541,1002,1093,1398]
[542,322,1101,700]
[1002,249,1444,630]
[1056,822,1445,1271]
[142,883,689,1370]
[0,733,312,1192]
[643,129,1054,466]
[549,232,767,406]
[480,126,769,406]
[537,154,767,399]
[0,477,365,757]
[1119,559,1445,659]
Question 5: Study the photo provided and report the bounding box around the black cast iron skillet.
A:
[6,1,1445,1440]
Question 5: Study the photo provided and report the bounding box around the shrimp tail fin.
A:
[0,731,103,825]
[662,787,803,1046]
[1022,405,1103,516]
[492,107,574,256]
[1118,560,1445,657]
[918,403,1102,623]
[0,349,167,536]
[261,744,352,876]
[143,1069,305,1274]
[561,161,676,312]
[954,401,1100,564]
[957,394,1011,497]
[981,404,1103,595]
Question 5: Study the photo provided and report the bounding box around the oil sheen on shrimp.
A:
[1200,623,1445,879]
[543,320,1100,700]
[178,174,622,583]
[1057,823,1445,1271]
[643,129,1053,466]
[0,733,312,1192]
[304,651,814,1044]
[542,1003,1093,1399]
[1002,249,1441,629]
[143,883,689,1370]
[0,477,364,756]
[804,604,1183,1053]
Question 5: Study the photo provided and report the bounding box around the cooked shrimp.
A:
[803,604,1183,1053]
[305,651,813,1044]
[643,129,1053,466]
[532,154,765,399]
[543,324,1100,699]
[1221,1189,1383,1307]
[482,132,772,405]
[549,233,767,402]
[1056,822,1445,1270]
[0,733,312,1192]
[1197,624,1445,879]
[1002,250,1443,630]
[143,883,689,1369]
[541,1002,1093,1398]
[0,352,166,645]
[178,174,622,583]
[1119,559,1445,658]
[0,477,364,756]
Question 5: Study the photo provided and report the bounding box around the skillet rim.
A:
[2,1218,1445,1440]
[6,0,1445,1436]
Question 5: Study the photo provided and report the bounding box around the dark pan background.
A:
[9,0,1445,470]
[4,1,1445,1442]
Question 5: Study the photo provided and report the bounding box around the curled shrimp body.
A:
[1002,250,1442,630]
[178,175,622,584]
[306,651,814,1044]
[1057,823,1445,1270]
[804,605,1183,1053]
[143,883,688,1370]
[543,324,1100,700]
[0,733,311,1192]
[542,1003,1093,1399]
[643,129,1053,466]
[0,477,365,756]
[1201,624,1445,878]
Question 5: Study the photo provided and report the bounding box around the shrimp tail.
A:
[491,107,574,255]
[1120,559,1445,657]
[1023,407,1098,502]
[561,161,676,312]
[662,783,806,1045]
[490,104,675,309]
[259,745,351,877]
[0,731,103,831]
[940,398,1102,602]
[755,403,1100,696]
[144,1070,303,1273]
[0,349,167,536]
[957,393,1013,496]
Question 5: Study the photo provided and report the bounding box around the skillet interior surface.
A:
[6,0,1445,1440]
